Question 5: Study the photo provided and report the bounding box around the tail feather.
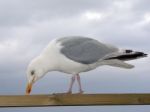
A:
[104,59,134,69]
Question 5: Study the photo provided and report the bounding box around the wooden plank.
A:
[0,94,150,107]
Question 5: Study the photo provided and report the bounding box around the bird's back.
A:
[58,36,118,64]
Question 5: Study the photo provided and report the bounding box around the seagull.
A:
[26,36,147,95]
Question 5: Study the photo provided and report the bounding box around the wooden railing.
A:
[0,93,150,107]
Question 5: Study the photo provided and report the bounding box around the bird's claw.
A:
[66,90,72,94]
[52,90,84,95]
[77,90,84,94]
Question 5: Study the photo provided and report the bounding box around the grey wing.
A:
[59,36,118,64]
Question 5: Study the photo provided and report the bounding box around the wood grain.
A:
[0,94,150,107]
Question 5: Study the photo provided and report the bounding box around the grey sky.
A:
[0,0,150,111]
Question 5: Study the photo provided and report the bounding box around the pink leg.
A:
[67,75,75,94]
[76,74,84,94]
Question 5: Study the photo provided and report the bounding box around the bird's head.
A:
[26,58,45,95]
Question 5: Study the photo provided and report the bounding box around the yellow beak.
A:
[26,82,33,95]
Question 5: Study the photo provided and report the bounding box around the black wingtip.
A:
[143,53,148,57]
[105,51,148,61]
[125,50,133,53]
[135,52,148,57]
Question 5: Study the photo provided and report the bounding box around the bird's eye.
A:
[31,70,35,76]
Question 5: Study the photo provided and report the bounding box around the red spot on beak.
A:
[26,83,32,95]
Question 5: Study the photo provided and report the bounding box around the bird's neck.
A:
[38,41,60,73]
[38,54,59,74]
